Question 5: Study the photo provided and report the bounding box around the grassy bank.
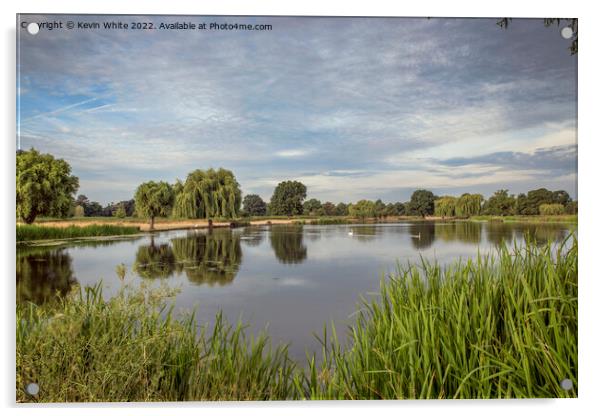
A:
[17,224,140,242]
[17,238,577,401]
[469,214,577,224]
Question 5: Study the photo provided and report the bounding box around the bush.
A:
[539,203,565,216]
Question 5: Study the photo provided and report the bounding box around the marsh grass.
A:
[16,238,577,401]
[17,224,140,242]
[300,237,577,399]
[17,283,298,402]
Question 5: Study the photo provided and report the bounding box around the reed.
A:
[300,237,577,399]
[16,224,140,242]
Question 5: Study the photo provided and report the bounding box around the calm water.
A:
[17,221,574,361]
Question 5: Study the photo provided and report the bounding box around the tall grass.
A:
[16,238,577,401]
[17,283,298,402]
[17,224,140,242]
[300,237,577,399]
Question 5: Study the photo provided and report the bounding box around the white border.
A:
[2,1,600,415]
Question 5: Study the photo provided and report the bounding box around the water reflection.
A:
[239,227,265,247]
[349,225,377,242]
[270,225,307,264]
[435,222,482,244]
[409,222,435,249]
[17,248,77,304]
[172,231,242,286]
[133,237,176,279]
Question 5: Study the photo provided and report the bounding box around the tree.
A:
[374,199,387,219]
[303,198,322,216]
[539,203,565,216]
[483,189,516,216]
[242,194,267,216]
[565,200,578,215]
[349,200,376,220]
[434,196,456,218]
[86,201,104,217]
[134,181,174,230]
[322,201,337,216]
[114,204,127,218]
[73,205,85,217]
[335,202,349,216]
[407,189,435,217]
[455,193,483,218]
[173,168,242,219]
[16,148,79,224]
[269,181,307,216]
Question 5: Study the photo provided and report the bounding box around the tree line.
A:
[16,149,577,228]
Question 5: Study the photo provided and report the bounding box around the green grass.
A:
[17,283,298,402]
[16,237,577,401]
[469,214,577,224]
[17,224,141,242]
[301,237,577,399]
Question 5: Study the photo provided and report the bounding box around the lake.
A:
[17,221,575,361]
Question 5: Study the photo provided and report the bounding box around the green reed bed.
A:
[17,224,140,242]
[302,237,577,399]
[17,283,298,402]
[17,238,577,401]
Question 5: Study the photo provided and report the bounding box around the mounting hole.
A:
[25,382,39,396]
[560,378,573,391]
[561,26,573,40]
[27,22,39,35]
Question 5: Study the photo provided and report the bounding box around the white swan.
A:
[348,231,354,236]
[410,232,421,239]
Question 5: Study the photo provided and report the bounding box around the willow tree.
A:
[434,196,456,218]
[134,181,174,230]
[173,168,242,219]
[455,193,484,218]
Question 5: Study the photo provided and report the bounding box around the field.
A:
[16,224,141,242]
[17,237,577,401]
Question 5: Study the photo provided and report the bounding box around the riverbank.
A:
[469,214,577,224]
[17,238,577,401]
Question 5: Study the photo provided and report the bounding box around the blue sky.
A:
[17,15,577,205]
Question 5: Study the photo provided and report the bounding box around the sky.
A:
[17,15,577,205]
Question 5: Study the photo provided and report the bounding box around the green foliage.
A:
[73,205,85,218]
[335,202,349,216]
[434,196,456,217]
[407,189,435,217]
[242,194,267,216]
[348,200,376,219]
[135,181,175,229]
[17,284,297,402]
[455,193,483,217]
[321,202,337,216]
[173,169,242,220]
[565,201,578,215]
[484,189,516,216]
[539,203,565,216]
[16,224,140,242]
[303,198,322,215]
[114,204,127,218]
[302,238,577,399]
[16,148,79,224]
[374,199,387,219]
[516,188,571,216]
[269,181,307,216]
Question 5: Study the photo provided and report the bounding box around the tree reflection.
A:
[133,237,176,279]
[349,225,377,242]
[409,222,435,249]
[239,227,265,247]
[435,222,482,244]
[269,225,307,264]
[520,224,569,246]
[485,222,516,247]
[17,248,77,304]
[172,230,242,286]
